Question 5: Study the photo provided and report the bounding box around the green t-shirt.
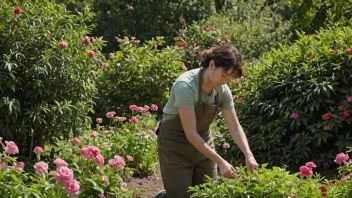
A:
[162,68,234,122]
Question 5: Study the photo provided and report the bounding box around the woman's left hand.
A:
[245,155,259,172]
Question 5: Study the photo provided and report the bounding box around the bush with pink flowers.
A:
[0,1,105,156]
[190,148,352,197]
[216,24,352,169]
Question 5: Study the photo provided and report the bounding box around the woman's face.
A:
[208,61,240,87]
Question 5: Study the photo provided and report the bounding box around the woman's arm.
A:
[221,108,258,172]
[178,107,236,179]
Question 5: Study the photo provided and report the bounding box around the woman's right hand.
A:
[218,160,237,179]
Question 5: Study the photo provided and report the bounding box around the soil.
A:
[127,164,164,198]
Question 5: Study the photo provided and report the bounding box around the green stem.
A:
[29,129,35,160]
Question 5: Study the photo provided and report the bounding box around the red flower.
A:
[13,7,22,15]
[343,110,350,117]
[347,47,352,54]
[309,55,314,59]
[313,35,318,39]
[322,192,327,197]
[333,49,339,54]
[319,186,327,192]
[322,113,333,120]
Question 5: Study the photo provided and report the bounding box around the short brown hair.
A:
[200,45,243,77]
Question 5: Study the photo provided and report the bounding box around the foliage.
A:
[0,1,105,156]
[224,25,352,168]
[90,0,216,53]
[268,0,352,36]
[95,36,185,117]
[190,156,352,198]
[174,0,292,70]
[0,105,160,197]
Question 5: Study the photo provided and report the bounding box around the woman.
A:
[154,45,258,198]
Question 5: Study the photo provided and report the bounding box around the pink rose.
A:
[33,146,44,154]
[64,179,80,195]
[338,105,344,110]
[106,111,116,118]
[295,133,301,138]
[347,48,352,55]
[121,182,127,188]
[323,125,331,131]
[90,132,98,138]
[101,62,108,69]
[108,155,126,169]
[34,161,48,175]
[343,110,350,117]
[129,117,139,124]
[5,141,19,155]
[96,118,103,124]
[300,166,313,177]
[54,166,74,183]
[94,154,105,165]
[322,113,333,120]
[60,41,68,49]
[71,137,81,144]
[151,104,158,111]
[290,113,299,120]
[102,175,109,185]
[149,129,155,136]
[115,116,126,122]
[334,153,349,164]
[54,158,68,168]
[139,131,146,137]
[109,53,115,58]
[129,105,138,111]
[13,7,22,15]
[127,155,133,162]
[83,36,90,45]
[305,162,317,168]
[88,50,96,58]
[223,143,230,149]
[14,162,24,171]
[341,175,350,181]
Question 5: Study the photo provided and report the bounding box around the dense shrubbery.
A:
[0,105,159,197]
[0,1,105,156]
[94,36,185,118]
[190,149,352,197]
[221,25,352,169]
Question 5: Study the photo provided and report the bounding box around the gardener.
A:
[154,45,258,198]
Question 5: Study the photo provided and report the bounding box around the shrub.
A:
[0,1,105,156]
[95,36,185,118]
[226,24,352,168]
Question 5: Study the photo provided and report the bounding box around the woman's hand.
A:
[218,160,237,179]
[245,155,258,172]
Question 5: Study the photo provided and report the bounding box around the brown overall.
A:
[157,69,220,198]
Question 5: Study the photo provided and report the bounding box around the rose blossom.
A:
[71,137,80,144]
[108,155,126,169]
[300,166,313,177]
[5,141,19,155]
[88,50,96,58]
[102,175,109,185]
[13,7,22,15]
[334,153,349,164]
[90,132,98,138]
[83,36,90,45]
[106,111,116,118]
[290,113,299,120]
[295,133,301,138]
[129,105,138,111]
[305,162,317,168]
[54,166,74,183]
[151,104,158,111]
[101,62,108,69]
[14,162,24,171]
[129,117,138,124]
[60,41,68,49]
[121,182,127,188]
[223,143,230,149]
[322,113,333,120]
[54,158,68,168]
[33,146,44,154]
[127,155,133,162]
[64,179,80,195]
[34,161,48,175]
[139,131,146,137]
[347,96,352,103]
[323,125,331,131]
[338,105,344,110]
[94,154,105,165]
[96,118,103,124]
